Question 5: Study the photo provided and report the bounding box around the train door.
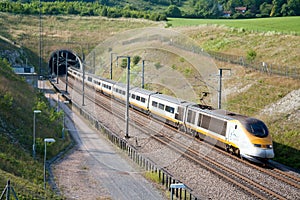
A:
[175,106,185,121]
[226,122,239,154]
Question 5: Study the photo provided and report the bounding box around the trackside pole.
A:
[125,57,130,138]
[0,180,18,200]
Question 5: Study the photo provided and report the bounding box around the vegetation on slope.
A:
[0,58,71,198]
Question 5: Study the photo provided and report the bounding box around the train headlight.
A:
[254,144,261,147]
[266,144,273,149]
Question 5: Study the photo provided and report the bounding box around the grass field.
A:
[168,16,300,35]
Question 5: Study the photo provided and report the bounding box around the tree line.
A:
[0,0,299,20]
[181,0,300,18]
[0,1,167,21]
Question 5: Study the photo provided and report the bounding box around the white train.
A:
[68,67,274,163]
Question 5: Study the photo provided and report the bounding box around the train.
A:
[67,67,274,163]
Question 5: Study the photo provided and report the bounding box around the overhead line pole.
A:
[218,68,231,109]
[117,56,131,139]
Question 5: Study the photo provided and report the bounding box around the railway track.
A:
[58,77,300,199]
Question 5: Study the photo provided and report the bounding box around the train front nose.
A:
[257,148,275,159]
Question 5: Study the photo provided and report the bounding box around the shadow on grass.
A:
[272,141,300,171]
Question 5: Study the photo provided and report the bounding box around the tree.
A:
[195,0,220,18]
[101,7,108,16]
[287,0,300,15]
[166,5,182,17]
[270,0,286,16]
[259,2,273,16]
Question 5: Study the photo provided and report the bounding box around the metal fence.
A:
[207,51,300,79]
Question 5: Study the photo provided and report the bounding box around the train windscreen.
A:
[244,118,269,138]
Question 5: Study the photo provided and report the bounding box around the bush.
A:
[246,49,257,62]
[133,56,141,66]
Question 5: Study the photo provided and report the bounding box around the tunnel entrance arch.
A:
[48,49,82,76]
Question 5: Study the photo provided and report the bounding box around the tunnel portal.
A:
[48,50,81,76]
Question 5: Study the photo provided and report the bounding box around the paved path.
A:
[43,80,166,200]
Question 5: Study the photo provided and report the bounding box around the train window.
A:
[122,91,125,95]
[109,86,111,90]
[88,77,92,82]
[201,115,211,129]
[152,101,158,107]
[159,103,165,110]
[165,106,174,114]
[187,110,196,124]
[132,94,136,99]
[115,88,119,92]
[197,114,203,127]
[141,97,146,103]
[208,118,227,136]
[244,119,269,138]
[136,96,140,101]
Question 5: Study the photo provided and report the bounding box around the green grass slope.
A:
[0,58,70,198]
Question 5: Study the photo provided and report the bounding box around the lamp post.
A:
[33,110,41,159]
[44,138,55,189]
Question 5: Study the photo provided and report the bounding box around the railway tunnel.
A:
[48,49,82,76]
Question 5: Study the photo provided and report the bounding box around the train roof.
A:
[188,107,234,121]
[97,76,116,85]
[152,93,195,106]
[130,87,157,95]
[212,110,248,121]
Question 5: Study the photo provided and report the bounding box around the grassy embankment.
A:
[0,57,72,198]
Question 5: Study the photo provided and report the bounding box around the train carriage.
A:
[112,82,128,102]
[85,75,94,88]
[101,78,115,96]
[184,106,229,148]
[149,94,194,127]
[129,87,156,114]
